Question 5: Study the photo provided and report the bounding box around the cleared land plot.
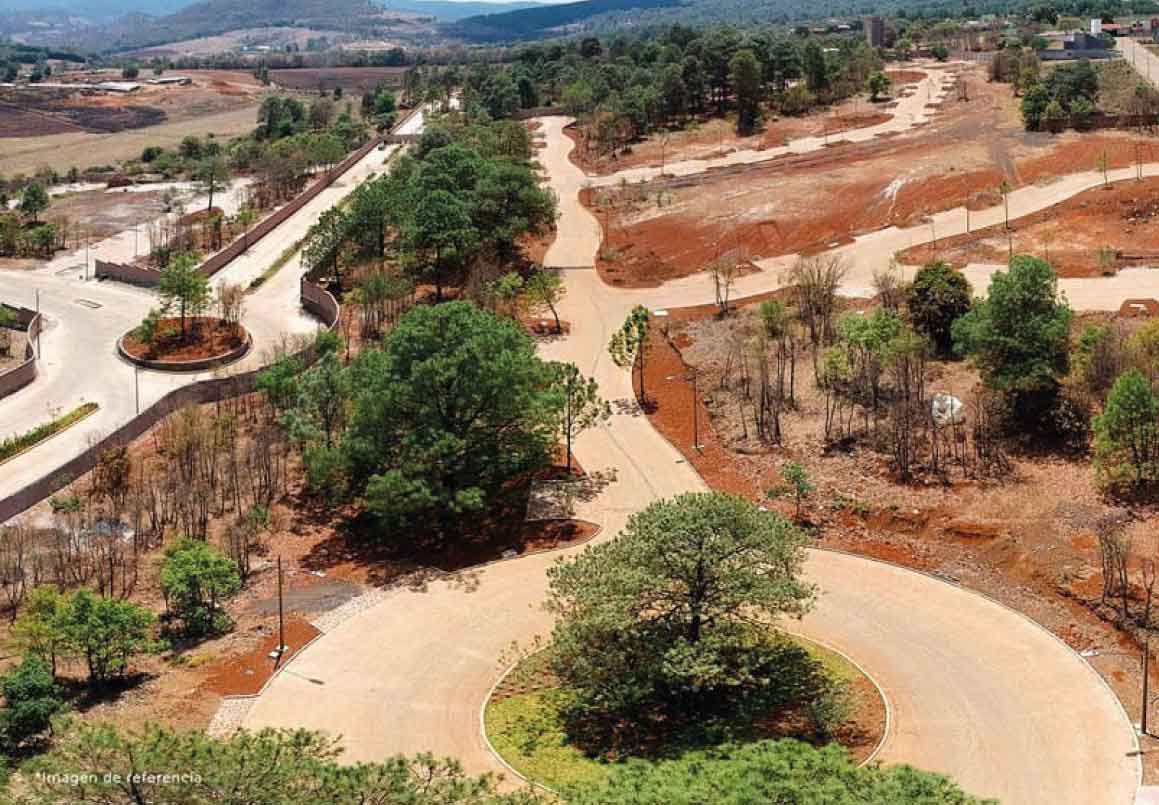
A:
[128,27,346,59]
[0,70,266,174]
[898,175,1159,277]
[269,66,410,93]
[587,65,1152,287]
[0,104,260,176]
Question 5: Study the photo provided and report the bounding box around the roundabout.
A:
[118,316,252,372]
[240,94,1144,804]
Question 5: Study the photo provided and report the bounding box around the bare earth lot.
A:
[269,67,410,94]
[898,176,1159,278]
[591,64,1151,288]
[0,71,265,176]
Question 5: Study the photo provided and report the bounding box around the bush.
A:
[0,654,64,749]
[562,739,988,805]
[1094,369,1158,488]
[66,590,157,683]
[159,539,241,637]
[952,255,1071,395]
[907,261,972,356]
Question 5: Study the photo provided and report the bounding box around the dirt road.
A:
[241,113,1141,804]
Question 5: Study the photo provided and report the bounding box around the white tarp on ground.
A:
[931,393,966,427]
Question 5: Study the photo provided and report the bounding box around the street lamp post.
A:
[277,555,286,659]
[1144,632,1151,736]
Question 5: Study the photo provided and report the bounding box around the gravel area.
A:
[310,587,390,634]
[206,696,254,738]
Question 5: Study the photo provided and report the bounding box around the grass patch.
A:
[484,635,874,792]
[0,402,98,464]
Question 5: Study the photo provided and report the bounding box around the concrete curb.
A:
[117,325,252,373]
[478,631,891,796]
[630,338,1140,799]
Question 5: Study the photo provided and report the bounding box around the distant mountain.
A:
[447,0,681,41]
[0,0,187,20]
[22,0,422,53]
[385,1,546,22]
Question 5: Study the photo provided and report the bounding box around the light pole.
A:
[686,368,701,452]
[1144,631,1151,736]
[277,555,286,660]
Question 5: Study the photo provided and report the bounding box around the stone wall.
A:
[0,305,41,400]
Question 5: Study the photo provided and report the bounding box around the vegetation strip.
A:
[0,402,98,465]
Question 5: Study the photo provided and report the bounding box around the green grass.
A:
[484,635,867,793]
[486,688,612,791]
[0,402,99,464]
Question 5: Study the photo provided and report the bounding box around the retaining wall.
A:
[0,305,41,400]
[96,134,385,287]
[0,277,337,524]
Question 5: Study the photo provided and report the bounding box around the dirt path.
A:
[584,66,955,189]
[240,111,1141,805]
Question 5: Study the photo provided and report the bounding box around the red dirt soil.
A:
[588,65,1154,288]
[634,295,1159,781]
[202,618,321,696]
[897,176,1159,277]
[122,316,245,362]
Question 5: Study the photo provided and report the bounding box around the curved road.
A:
[0,110,425,505]
[244,98,1141,803]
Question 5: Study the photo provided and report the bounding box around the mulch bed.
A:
[201,618,321,697]
[122,316,245,362]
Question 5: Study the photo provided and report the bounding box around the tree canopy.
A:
[952,255,1071,394]
[545,492,814,748]
[341,302,563,531]
[906,261,972,355]
[563,739,990,805]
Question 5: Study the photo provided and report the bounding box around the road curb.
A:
[627,341,1140,798]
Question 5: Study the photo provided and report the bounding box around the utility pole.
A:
[689,368,701,451]
[1144,631,1151,736]
[277,555,286,661]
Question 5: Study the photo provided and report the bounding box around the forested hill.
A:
[447,0,682,42]
[46,0,409,53]
[447,0,1036,42]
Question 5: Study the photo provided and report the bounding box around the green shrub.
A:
[160,539,241,637]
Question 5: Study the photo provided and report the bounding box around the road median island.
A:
[0,401,99,466]
[483,634,887,792]
[118,317,251,373]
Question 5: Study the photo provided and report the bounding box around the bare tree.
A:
[781,255,847,347]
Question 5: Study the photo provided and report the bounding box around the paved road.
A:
[1118,37,1159,87]
[0,111,424,505]
[244,104,1141,804]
